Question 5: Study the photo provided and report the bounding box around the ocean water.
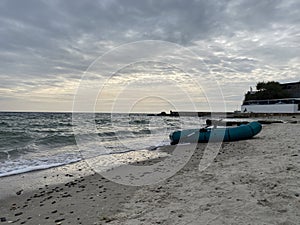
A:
[0,112,206,177]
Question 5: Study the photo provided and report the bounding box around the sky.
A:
[0,0,299,112]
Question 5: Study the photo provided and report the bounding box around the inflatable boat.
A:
[169,121,262,145]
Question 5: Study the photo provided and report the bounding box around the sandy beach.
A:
[2,0,300,224]
[1,117,300,224]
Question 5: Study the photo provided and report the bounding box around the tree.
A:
[245,81,290,101]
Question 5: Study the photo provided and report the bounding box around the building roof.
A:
[281,81,300,85]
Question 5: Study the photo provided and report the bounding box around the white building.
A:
[241,98,300,113]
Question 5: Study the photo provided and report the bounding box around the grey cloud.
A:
[226,0,300,30]
[0,0,299,111]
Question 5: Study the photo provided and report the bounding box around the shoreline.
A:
[1,114,297,181]
[0,147,169,200]
[1,120,300,224]
[0,145,175,224]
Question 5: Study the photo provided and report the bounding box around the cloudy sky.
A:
[1,0,299,112]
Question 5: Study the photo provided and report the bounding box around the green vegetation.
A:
[245,81,290,101]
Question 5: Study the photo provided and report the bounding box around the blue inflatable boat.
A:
[169,121,262,145]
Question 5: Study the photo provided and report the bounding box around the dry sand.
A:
[0,118,300,225]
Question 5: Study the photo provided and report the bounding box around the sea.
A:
[0,112,207,177]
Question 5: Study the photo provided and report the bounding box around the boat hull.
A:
[169,121,262,145]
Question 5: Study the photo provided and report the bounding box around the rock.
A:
[15,212,23,216]
[62,194,72,198]
[65,174,73,177]
[257,198,270,207]
[16,190,23,195]
[0,217,7,222]
[54,218,65,223]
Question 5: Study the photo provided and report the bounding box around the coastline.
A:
[0,118,300,224]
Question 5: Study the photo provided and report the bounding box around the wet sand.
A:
[1,117,300,224]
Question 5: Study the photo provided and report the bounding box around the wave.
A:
[0,158,81,178]
[0,146,35,161]
[132,129,151,135]
[129,119,150,125]
[0,121,9,126]
[0,112,192,178]
[36,134,76,146]
[97,131,116,137]
[0,131,34,150]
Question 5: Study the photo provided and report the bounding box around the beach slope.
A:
[1,122,300,224]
